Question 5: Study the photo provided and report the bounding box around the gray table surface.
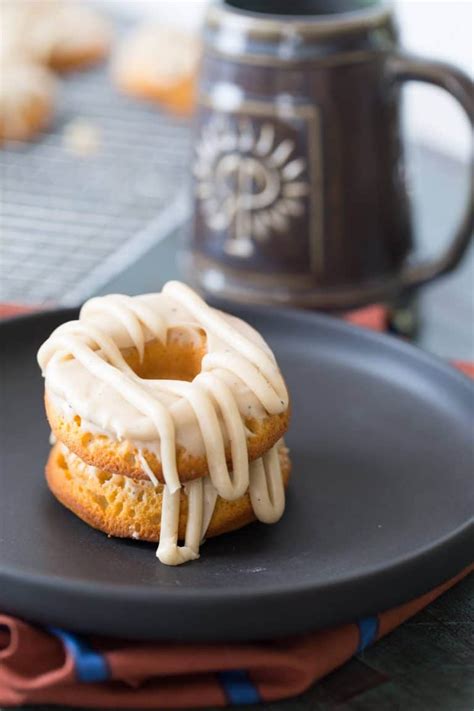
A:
[13,146,474,711]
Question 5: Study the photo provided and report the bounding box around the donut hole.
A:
[122,328,206,382]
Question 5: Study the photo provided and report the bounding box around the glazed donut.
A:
[38,282,291,565]
[1,0,110,73]
[112,25,199,115]
[0,60,56,144]
[46,442,291,543]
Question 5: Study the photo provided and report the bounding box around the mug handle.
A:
[387,53,473,288]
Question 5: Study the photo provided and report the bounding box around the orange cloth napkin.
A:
[0,566,472,708]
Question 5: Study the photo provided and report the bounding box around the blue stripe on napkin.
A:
[357,616,379,652]
[50,627,109,683]
[218,669,261,705]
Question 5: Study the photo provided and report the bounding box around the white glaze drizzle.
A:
[202,478,219,539]
[137,451,159,487]
[38,281,288,565]
[249,444,285,524]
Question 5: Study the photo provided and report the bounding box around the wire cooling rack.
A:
[0,60,191,306]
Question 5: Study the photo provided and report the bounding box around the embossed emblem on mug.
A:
[194,116,309,258]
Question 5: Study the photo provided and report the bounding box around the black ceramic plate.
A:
[1,307,473,641]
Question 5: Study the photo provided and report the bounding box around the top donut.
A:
[38,281,290,491]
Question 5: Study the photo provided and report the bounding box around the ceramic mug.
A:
[186,0,473,309]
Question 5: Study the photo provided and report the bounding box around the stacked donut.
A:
[37,282,291,566]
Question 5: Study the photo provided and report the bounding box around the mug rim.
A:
[208,0,393,38]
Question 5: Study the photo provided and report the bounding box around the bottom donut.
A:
[46,443,291,543]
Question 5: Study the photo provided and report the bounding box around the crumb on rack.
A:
[63,118,101,156]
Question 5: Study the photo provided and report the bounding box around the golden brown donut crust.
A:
[46,395,289,484]
[46,443,291,542]
[45,331,290,483]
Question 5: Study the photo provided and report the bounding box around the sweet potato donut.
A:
[46,443,291,542]
[0,61,56,144]
[38,282,291,565]
[43,316,290,483]
[112,24,198,116]
[2,0,111,73]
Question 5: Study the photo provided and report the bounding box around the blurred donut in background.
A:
[112,24,200,116]
[0,60,56,143]
[0,0,110,144]
[1,0,111,72]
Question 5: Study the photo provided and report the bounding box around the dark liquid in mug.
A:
[224,0,379,16]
